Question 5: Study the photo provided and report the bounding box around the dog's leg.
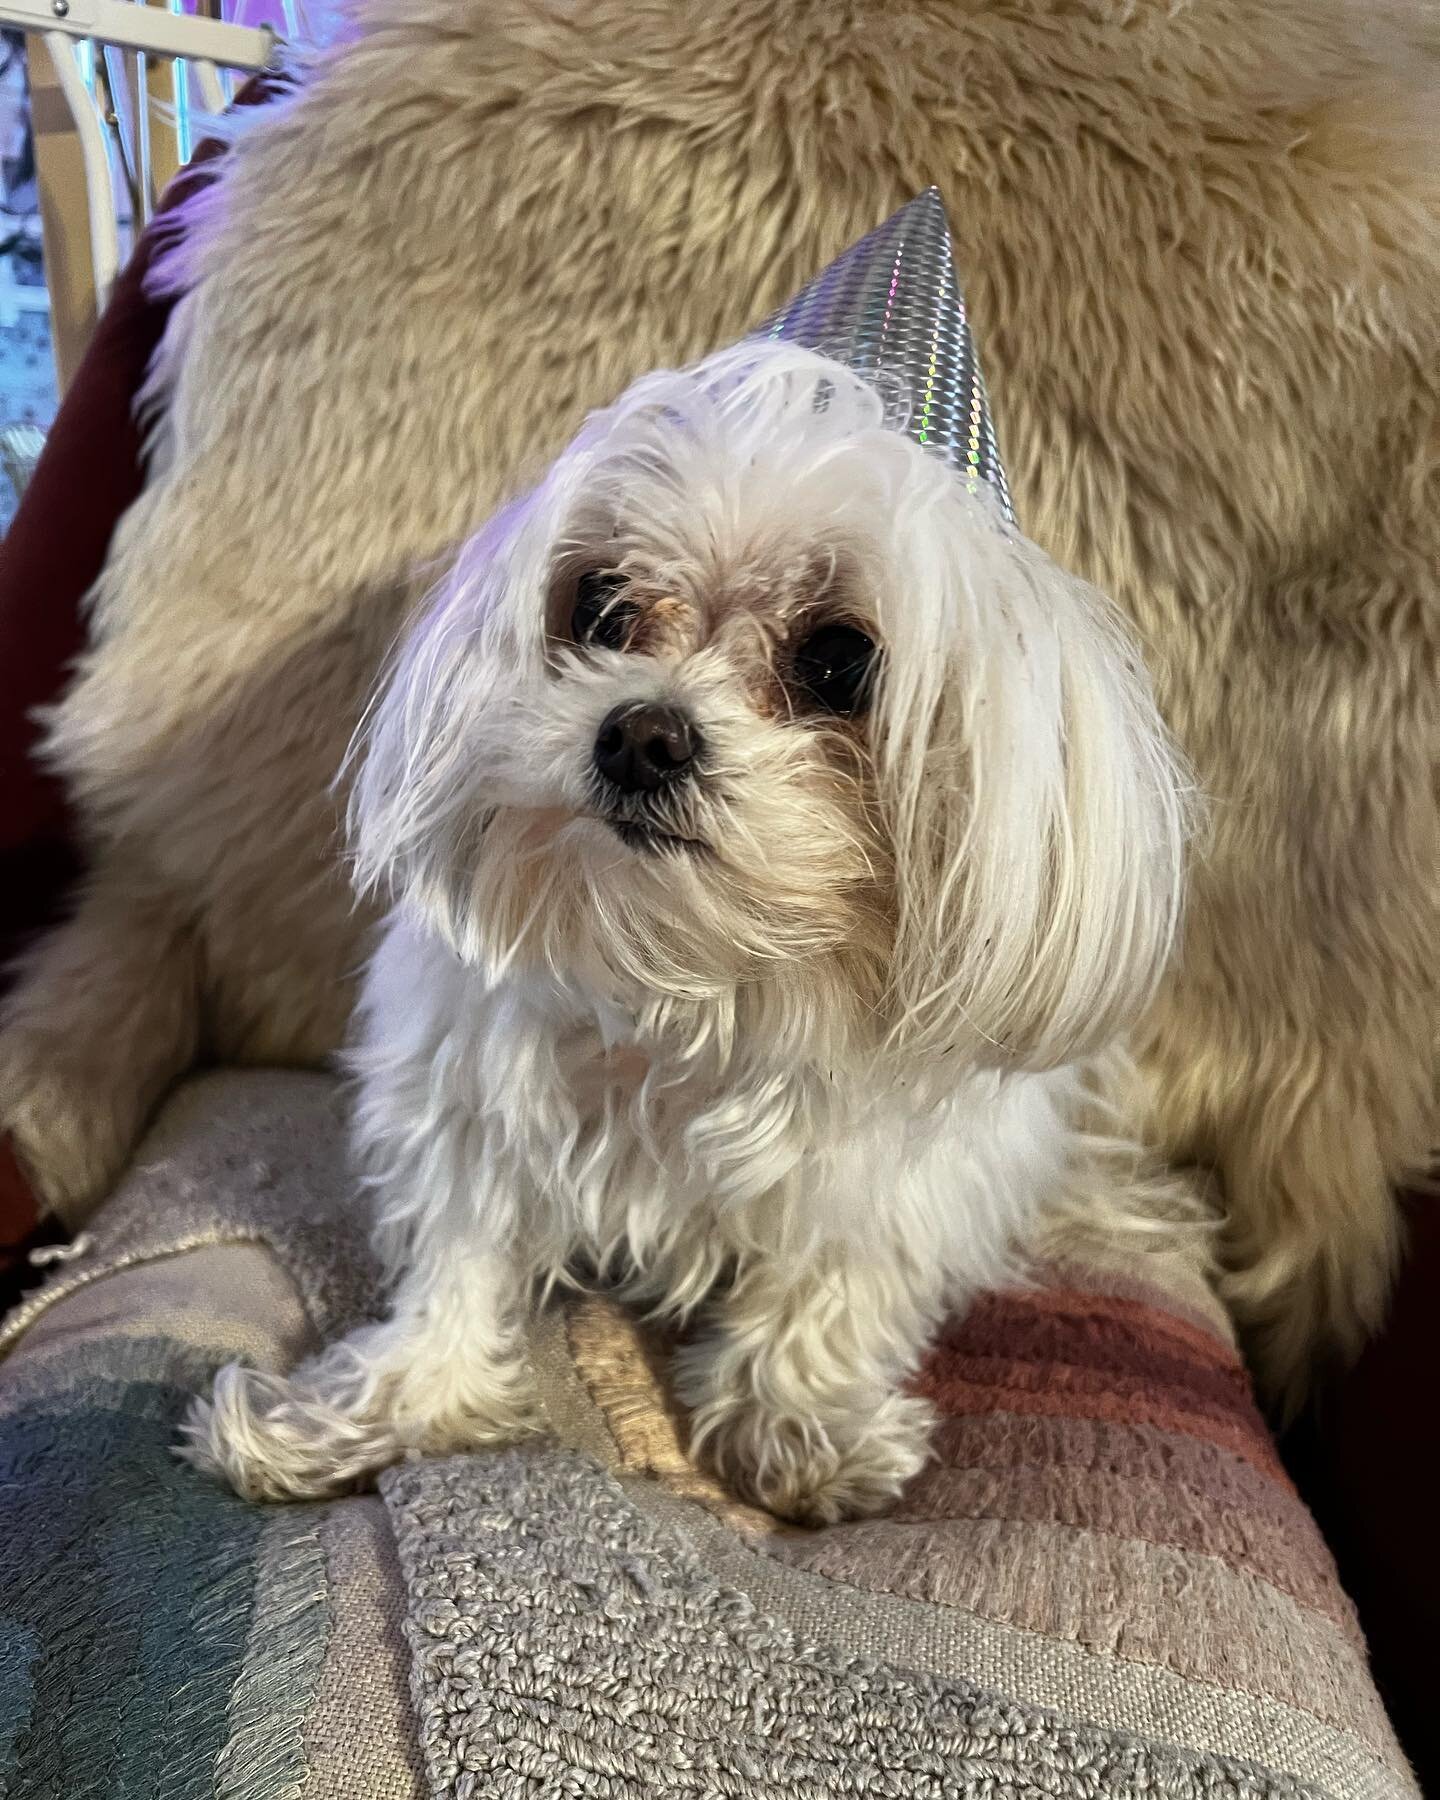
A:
[182,912,550,1501]
[674,1249,944,1526]
[0,869,201,1225]
[181,1240,539,1502]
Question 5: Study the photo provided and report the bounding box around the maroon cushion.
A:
[0,217,159,952]
[0,102,267,1272]
[1281,1195,1440,1794]
[0,133,245,970]
[0,235,164,1267]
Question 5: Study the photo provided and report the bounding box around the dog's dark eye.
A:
[791,624,878,716]
[571,570,636,651]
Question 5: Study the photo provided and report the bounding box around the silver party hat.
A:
[756,187,1014,524]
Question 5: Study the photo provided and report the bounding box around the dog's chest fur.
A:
[358,916,1077,1313]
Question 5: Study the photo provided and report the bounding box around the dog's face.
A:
[353,344,1188,1070]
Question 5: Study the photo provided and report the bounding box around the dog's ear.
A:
[875,497,1191,1071]
[344,496,549,950]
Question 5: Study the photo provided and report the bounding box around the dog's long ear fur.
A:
[875,487,1191,1072]
[344,493,556,948]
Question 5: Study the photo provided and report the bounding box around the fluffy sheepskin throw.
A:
[4,0,1438,1402]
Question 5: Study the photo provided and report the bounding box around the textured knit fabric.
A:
[0,1072,1417,1798]
[386,1446,1372,1800]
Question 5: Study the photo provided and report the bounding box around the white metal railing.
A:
[0,0,278,308]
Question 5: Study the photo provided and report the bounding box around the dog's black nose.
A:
[594,703,699,793]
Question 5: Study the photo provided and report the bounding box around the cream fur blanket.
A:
[4,0,1439,1400]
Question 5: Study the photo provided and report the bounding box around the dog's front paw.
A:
[693,1391,934,1526]
[179,1363,402,1503]
[180,1352,543,1503]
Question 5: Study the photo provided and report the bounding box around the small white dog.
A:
[185,341,1188,1522]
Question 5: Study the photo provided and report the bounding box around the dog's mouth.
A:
[584,777,710,857]
[606,817,708,857]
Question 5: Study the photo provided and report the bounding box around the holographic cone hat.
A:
[754,186,1014,524]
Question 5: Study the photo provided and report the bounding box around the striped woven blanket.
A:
[0,1071,1416,1798]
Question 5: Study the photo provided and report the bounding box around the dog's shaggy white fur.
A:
[3,0,1439,1405]
[182,345,1189,1517]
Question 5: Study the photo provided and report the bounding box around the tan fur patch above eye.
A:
[631,595,697,657]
